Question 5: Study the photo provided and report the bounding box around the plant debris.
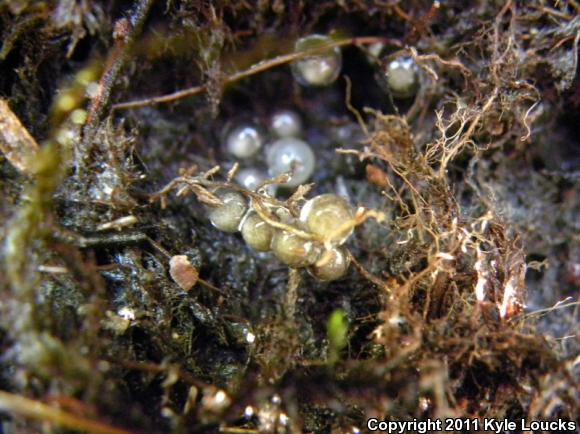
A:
[0,1,578,433]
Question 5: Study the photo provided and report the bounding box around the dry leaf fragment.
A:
[169,255,199,291]
[366,164,389,188]
[0,98,39,174]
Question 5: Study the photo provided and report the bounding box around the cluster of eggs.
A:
[207,191,354,281]
[224,35,345,192]
[206,35,422,279]
[226,109,316,192]
[226,35,419,192]
[290,33,420,99]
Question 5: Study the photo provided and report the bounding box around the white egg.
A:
[291,34,342,87]
[385,57,418,99]
[226,124,264,158]
[235,167,266,190]
[235,167,277,195]
[270,110,302,138]
[266,137,315,188]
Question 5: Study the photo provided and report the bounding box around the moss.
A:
[326,308,348,366]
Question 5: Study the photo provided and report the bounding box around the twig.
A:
[115,360,210,389]
[540,6,573,21]
[349,253,391,294]
[83,0,154,141]
[113,36,400,111]
[406,1,441,43]
[0,390,133,434]
[344,76,369,136]
[438,89,498,178]
[524,298,579,319]
[220,428,258,433]
[0,98,39,174]
[409,47,472,81]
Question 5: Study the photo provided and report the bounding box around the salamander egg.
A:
[270,110,302,138]
[235,167,277,195]
[207,189,248,233]
[266,137,315,187]
[235,167,266,191]
[271,230,321,268]
[241,212,275,252]
[226,124,264,158]
[300,194,354,244]
[308,247,350,281]
[291,34,342,87]
[385,57,418,99]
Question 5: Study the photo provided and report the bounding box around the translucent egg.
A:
[291,34,342,87]
[329,122,364,146]
[273,206,294,223]
[270,110,302,138]
[300,194,354,244]
[226,124,264,158]
[235,167,276,195]
[207,190,248,233]
[235,167,265,191]
[366,42,385,61]
[266,137,315,188]
[271,230,321,268]
[308,247,350,281]
[241,212,275,252]
[385,57,418,99]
